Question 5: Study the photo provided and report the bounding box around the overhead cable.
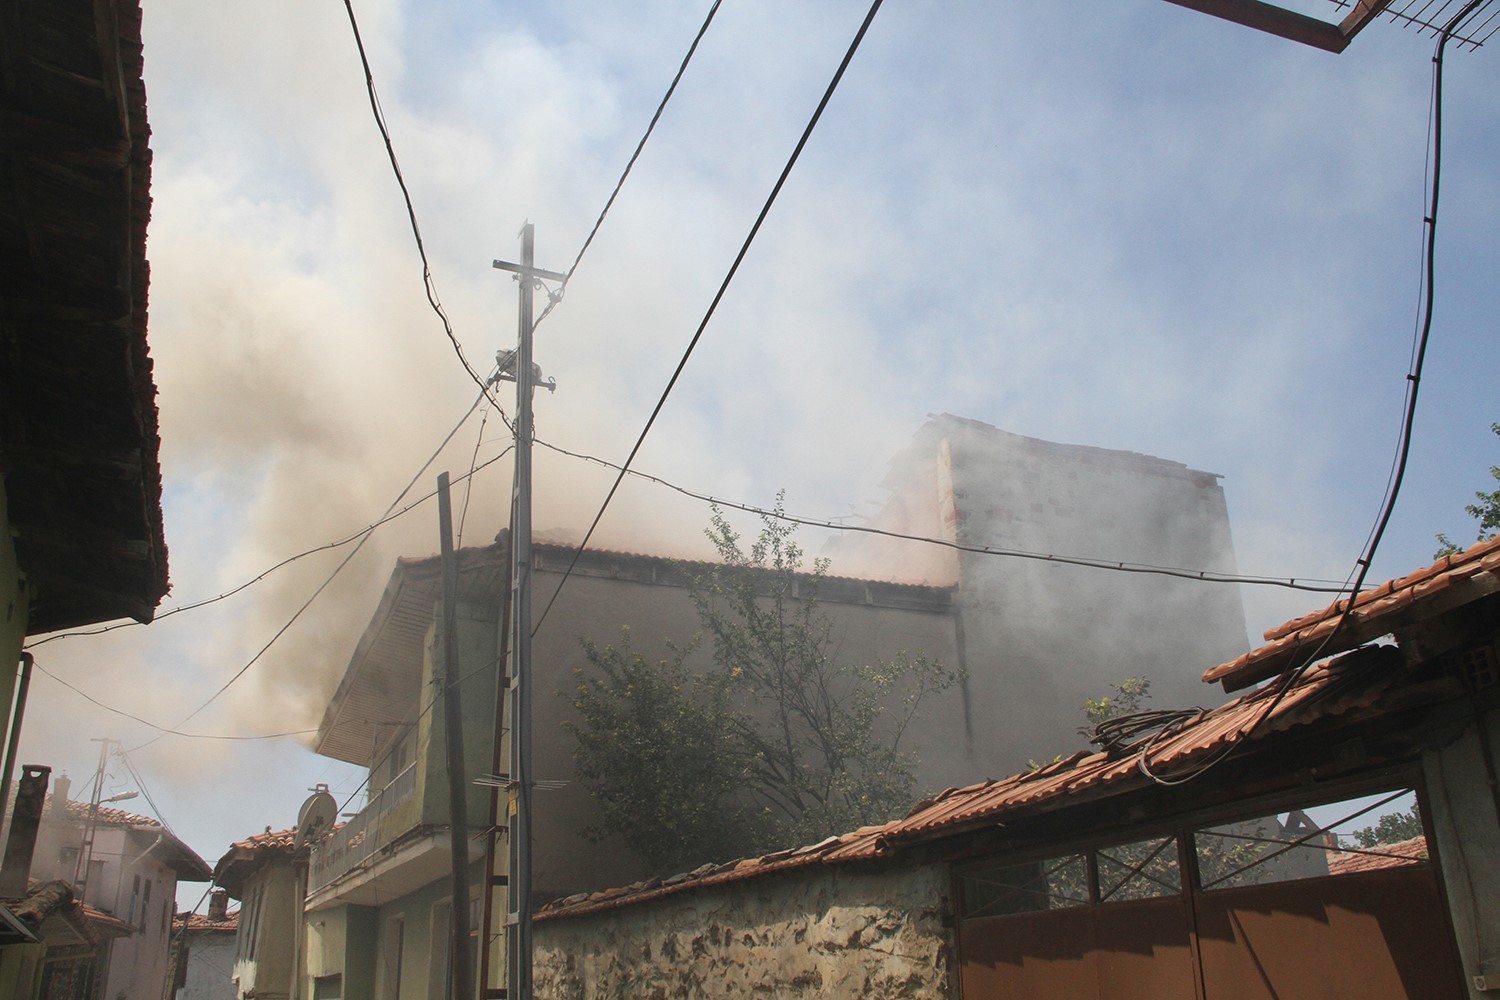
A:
[534,0,889,637]
[1135,0,1484,787]
[340,0,494,401]
[535,436,1355,594]
[532,0,727,333]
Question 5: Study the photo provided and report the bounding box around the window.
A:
[128,875,140,925]
[1096,835,1180,902]
[141,878,152,931]
[84,859,105,906]
[313,975,343,1000]
[962,853,1089,917]
[382,916,404,1000]
[1195,787,1423,891]
[428,903,452,1000]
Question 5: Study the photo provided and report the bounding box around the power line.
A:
[532,0,727,334]
[28,393,505,650]
[29,658,319,741]
[340,0,494,401]
[534,0,889,637]
[534,436,1355,594]
[1134,0,1484,787]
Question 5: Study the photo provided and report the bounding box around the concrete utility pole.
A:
[490,224,563,1000]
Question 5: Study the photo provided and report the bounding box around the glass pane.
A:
[1197,787,1423,890]
[963,854,1089,917]
[1097,836,1181,902]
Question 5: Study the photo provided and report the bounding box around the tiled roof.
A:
[1326,835,1428,876]
[539,538,1499,921]
[1204,535,1500,691]
[60,797,161,828]
[231,826,299,852]
[539,643,1416,921]
[174,911,239,933]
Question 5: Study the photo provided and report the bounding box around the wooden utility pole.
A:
[488,224,564,1000]
[436,473,473,1000]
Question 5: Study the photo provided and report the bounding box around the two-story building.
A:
[25,782,211,999]
[304,539,960,998]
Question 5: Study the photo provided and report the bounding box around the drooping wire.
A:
[340,0,493,400]
[532,436,1354,593]
[29,385,499,649]
[28,657,320,741]
[1133,0,1485,787]
[532,0,727,334]
[532,0,889,638]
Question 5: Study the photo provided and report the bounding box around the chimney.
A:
[50,774,71,816]
[208,889,229,922]
[0,765,51,897]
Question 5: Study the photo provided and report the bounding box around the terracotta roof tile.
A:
[174,911,239,933]
[1326,835,1427,876]
[537,542,1494,923]
[1204,535,1500,691]
[60,798,160,828]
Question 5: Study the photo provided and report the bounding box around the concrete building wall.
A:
[178,931,236,1000]
[533,863,956,999]
[369,874,473,1000]
[1422,704,1500,998]
[234,861,301,1000]
[305,904,376,1000]
[526,568,961,899]
[838,416,1249,775]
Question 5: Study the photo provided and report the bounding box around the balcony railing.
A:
[309,763,416,892]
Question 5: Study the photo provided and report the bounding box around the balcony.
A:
[309,763,416,893]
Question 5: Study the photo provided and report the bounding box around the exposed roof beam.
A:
[1161,0,1393,52]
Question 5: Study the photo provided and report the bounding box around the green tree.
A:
[1435,422,1500,558]
[565,498,962,874]
[564,632,769,873]
[1347,804,1422,849]
[1081,676,1152,729]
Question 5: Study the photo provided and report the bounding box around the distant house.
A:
[167,890,237,1000]
[213,826,309,1000]
[0,878,133,999]
[530,536,1500,999]
[23,782,212,1000]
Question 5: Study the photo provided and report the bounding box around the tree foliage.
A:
[1435,421,1500,558]
[1347,804,1423,849]
[565,498,962,875]
[1081,676,1152,729]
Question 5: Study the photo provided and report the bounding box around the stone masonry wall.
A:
[533,863,955,999]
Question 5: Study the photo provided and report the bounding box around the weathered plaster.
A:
[1423,704,1500,998]
[534,863,955,999]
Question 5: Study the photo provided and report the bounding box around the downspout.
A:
[0,652,34,818]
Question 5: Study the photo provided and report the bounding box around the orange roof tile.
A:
[1326,835,1428,876]
[537,643,1416,921]
[537,539,1496,923]
[1203,535,1500,691]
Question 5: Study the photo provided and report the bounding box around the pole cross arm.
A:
[492,258,568,284]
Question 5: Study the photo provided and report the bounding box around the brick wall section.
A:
[533,864,956,998]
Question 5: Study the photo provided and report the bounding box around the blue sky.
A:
[16,0,1499,910]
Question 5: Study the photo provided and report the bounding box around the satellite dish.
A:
[295,785,338,847]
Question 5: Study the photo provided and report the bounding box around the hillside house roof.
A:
[213,825,306,899]
[1,0,168,632]
[538,535,1499,921]
[49,797,212,881]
